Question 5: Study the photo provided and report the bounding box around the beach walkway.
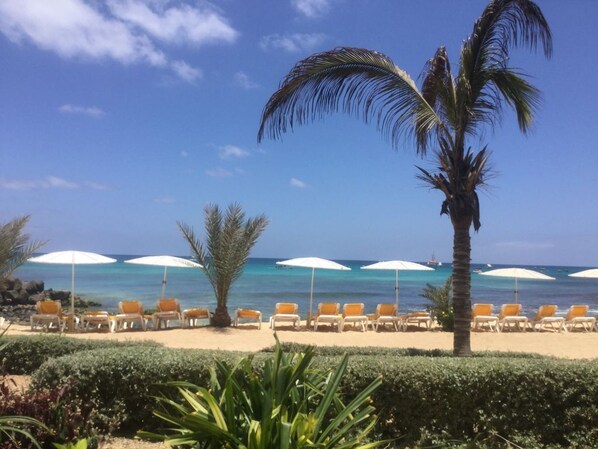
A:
[6,324,598,359]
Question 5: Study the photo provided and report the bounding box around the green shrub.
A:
[421,276,454,331]
[1,336,162,374]
[30,346,598,447]
[32,347,245,430]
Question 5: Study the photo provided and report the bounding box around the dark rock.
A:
[4,290,18,301]
[24,280,44,294]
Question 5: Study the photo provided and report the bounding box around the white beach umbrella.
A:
[361,260,434,308]
[568,268,598,278]
[478,267,555,303]
[276,257,351,326]
[124,255,203,299]
[28,250,117,329]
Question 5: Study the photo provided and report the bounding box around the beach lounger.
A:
[368,303,399,331]
[234,308,262,329]
[114,300,146,331]
[182,308,212,327]
[342,303,368,332]
[313,302,342,332]
[497,304,528,332]
[269,303,301,330]
[80,310,113,332]
[471,303,498,332]
[399,311,433,331]
[153,298,182,330]
[563,305,595,332]
[30,300,65,332]
[528,304,564,332]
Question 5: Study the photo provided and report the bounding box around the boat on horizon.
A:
[427,254,440,266]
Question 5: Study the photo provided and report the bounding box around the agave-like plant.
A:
[178,203,269,327]
[139,338,389,448]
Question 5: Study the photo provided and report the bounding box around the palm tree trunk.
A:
[452,220,472,357]
[211,305,232,327]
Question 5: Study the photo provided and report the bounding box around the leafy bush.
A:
[0,381,110,449]
[30,345,598,447]
[1,336,162,374]
[32,347,245,430]
[140,339,388,448]
[421,276,454,331]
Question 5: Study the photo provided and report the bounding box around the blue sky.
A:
[1,0,597,266]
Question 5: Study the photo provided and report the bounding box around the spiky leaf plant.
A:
[178,203,269,327]
[139,337,389,448]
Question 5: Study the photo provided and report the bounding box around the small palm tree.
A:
[0,215,46,286]
[178,203,269,327]
[258,0,551,355]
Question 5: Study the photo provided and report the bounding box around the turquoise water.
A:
[13,257,598,317]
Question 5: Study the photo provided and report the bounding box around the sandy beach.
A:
[6,323,598,359]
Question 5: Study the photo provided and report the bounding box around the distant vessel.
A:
[487,263,492,268]
[427,254,440,266]
[474,269,483,274]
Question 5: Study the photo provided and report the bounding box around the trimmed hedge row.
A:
[1,335,162,374]
[28,344,598,447]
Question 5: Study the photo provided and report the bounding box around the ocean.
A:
[13,257,598,317]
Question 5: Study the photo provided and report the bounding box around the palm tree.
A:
[0,215,46,284]
[178,203,269,327]
[258,0,551,355]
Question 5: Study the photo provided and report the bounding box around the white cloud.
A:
[219,145,250,160]
[154,195,176,204]
[234,71,259,89]
[291,0,331,18]
[205,167,233,177]
[180,150,188,157]
[107,0,238,45]
[260,33,326,53]
[290,177,307,188]
[0,0,238,82]
[0,176,109,190]
[171,60,202,82]
[59,104,105,117]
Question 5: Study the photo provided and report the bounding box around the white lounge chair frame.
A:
[269,303,301,330]
[528,305,564,332]
[313,303,342,332]
[234,309,262,329]
[399,313,433,331]
[471,304,498,332]
[81,311,113,332]
[368,304,399,331]
[563,305,595,332]
[114,301,146,331]
[182,308,212,327]
[341,303,368,332]
[497,304,528,332]
[30,300,65,332]
[153,298,182,330]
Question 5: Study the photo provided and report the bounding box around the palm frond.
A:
[0,215,46,279]
[258,47,443,155]
[457,0,551,137]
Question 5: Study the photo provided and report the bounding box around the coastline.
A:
[6,323,598,360]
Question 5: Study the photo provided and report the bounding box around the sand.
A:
[5,322,598,359]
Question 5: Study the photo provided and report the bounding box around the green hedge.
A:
[29,345,598,447]
[1,335,162,374]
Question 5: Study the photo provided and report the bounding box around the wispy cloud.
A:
[0,176,108,190]
[154,195,176,204]
[291,0,331,18]
[219,145,250,159]
[260,33,326,53]
[205,167,233,177]
[234,71,259,89]
[0,0,238,82]
[180,150,188,158]
[290,177,307,188]
[59,104,105,118]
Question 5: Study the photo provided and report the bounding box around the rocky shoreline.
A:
[0,276,100,324]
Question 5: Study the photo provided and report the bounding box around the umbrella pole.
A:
[69,261,75,332]
[514,276,519,304]
[395,270,399,309]
[307,267,315,328]
[161,266,168,299]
